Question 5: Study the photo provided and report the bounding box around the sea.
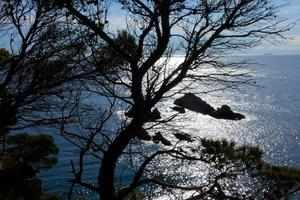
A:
[39,55,300,199]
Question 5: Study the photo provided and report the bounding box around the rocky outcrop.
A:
[149,108,161,121]
[173,133,193,142]
[171,106,186,113]
[136,129,172,146]
[173,93,245,120]
[136,128,152,141]
[211,105,245,120]
[174,93,214,114]
[152,132,172,146]
[125,107,161,121]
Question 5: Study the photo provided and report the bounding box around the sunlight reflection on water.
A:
[153,56,300,168]
[40,55,300,199]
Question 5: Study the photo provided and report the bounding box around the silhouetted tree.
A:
[55,0,300,200]
[1,0,300,200]
[0,1,90,199]
[0,0,89,150]
[0,133,59,200]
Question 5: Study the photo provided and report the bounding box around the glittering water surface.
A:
[40,55,300,198]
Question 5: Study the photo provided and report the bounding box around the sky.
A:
[108,0,300,55]
[0,0,299,55]
[245,0,300,55]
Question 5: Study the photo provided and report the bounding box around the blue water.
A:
[39,55,300,198]
[234,55,300,166]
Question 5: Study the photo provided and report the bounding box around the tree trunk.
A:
[98,120,141,200]
[1,135,5,156]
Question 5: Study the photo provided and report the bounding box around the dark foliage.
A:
[0,133,59,200]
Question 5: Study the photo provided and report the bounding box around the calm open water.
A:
[40,55,300,198]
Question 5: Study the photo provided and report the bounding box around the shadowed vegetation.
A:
[0,0,299,199]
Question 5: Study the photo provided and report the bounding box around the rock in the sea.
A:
[125,107,161,121]
[148,108,161,121]
[136,128,152,141]
[174,93,214,114]
[174,93,245,120]
[174,133,193,142]
[211,105,245,120]
[152,132,172,146]
[171,106,186,113]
